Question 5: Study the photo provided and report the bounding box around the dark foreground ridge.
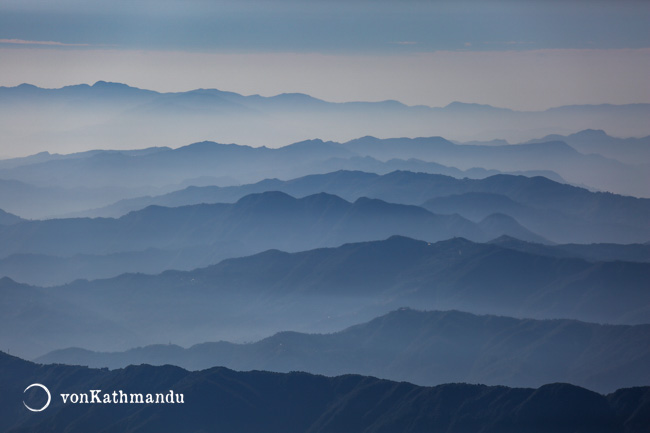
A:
[2,351,649,433]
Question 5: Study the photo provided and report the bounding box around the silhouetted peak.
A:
[92,81,131,89]
[0,276,23,287]
[571,129,609,139]
[351,196,426,214]
[529,382,606,403]
[384,169,451,181]
[175,141,248,154]
[344,135,380,144]
[289,139,325,146]
[432,237,477,249]
[281,139,343,152]
[445,101,490,109]
[235,191,298,207]
[16,83,38,90]
[353,196,384,205]
[443,101,511,112]
[271,92,324,104]
[300,192,350,206]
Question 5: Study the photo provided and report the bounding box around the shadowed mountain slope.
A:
[4,236,649,359]
[525,129,650,165]
[81,170,650,244]
[37,309,650,394]
[489,236,650,263]
[0,191,495,263]
[2,351,650,433]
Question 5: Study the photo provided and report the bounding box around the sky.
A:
[0,0,649,110]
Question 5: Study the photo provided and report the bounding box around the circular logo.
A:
[23,383,51,412]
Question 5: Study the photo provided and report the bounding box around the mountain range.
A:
[0,135,647,205]
[1,351,649,433]
[1,83,649,205]
[4,236,649,359]
[0,141,566,219]
[76,170,650,244]
[489,236,650,263]
[7,165,650,287]
[2,200,648,288]
[2,81,649,158]
[525,129,650,165]
[0,190,514,250]
[0,189,551,286]
[37,308,650,394]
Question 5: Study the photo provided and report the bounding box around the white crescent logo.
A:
[23,383,51,412]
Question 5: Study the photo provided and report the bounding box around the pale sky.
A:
[0,0,649,110]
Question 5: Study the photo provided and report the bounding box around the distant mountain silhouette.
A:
[0,177,171,219]
[489,235,650,263]
[3,81,649,160]
[2,351,649,433]
[0,191,555,285]
[0,123,648,199]
[0,241,250,287]
[82,170,650,244]
[0,134,581,214]
[0,144,568,219]
[0,208,23,225]
[4,236,649,359]
[37,308,650,394]
[525,129,650,165]
[477,213,548,243]
[4,191,482,258]
[423,191,528,220]
[340,136,650,198]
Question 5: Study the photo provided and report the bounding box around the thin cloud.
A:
[0,38,90,47]
[390,41,418,45]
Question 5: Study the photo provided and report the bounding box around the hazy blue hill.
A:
[0,134,646,199]
[477,213,549,243]
[443,101,516,113]
[2,81,649,191]
[0,208,23,225]
[132,89,255,115]
[85,170,650,243]
[0,191,501,260]
[0,277,137,358]
[0,190,548,285]
[0,241,251,287]
[339,136,649,198]
[420,189,607,244]
[2,351,649,433]
[525,129,650,165]
[0,176,173,220]
[424,191,526,216]
[37,309,650,394]
[341,136,586,166]
[489,236,650,263]
[343,135,456,160]
[0,81,158,105]
[0,139,356,192]
[0,133,647,219]
[315,155,568,182]
[4,237,650,358]
[0,146,172,171]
